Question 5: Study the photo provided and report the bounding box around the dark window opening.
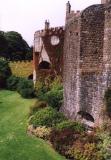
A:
[38,61,51,70]
[77,111,94,122]
[76,32,78,36]
[28,74,33,80]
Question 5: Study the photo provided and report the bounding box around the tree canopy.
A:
[0,31,8,57]
[0,58,11,88]
[0,31,32,60]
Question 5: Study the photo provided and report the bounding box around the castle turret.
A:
[101,0,111,4]
[66,1,71,15]
[45,20,50,30]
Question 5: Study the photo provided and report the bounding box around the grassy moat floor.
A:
[0,90,66,160]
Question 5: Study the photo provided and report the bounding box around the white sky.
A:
[0,0,100,46]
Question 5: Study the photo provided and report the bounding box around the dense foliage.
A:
[0,58,11,88]
[29,107,66,128]
[44,89,63,111]
[17,78,34,98]
[7,75,20,90]
[6,75,35,98]
[35,80,48,99]
[0,31,8,56]
[0,30,32,60]
[66,131,111,160]
[35,76,63,110]
[56,120,85,132]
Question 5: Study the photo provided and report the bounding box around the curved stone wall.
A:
[63,3,108,125]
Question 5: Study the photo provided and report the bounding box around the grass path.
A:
[0,90,66,160]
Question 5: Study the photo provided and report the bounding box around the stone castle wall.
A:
[63,12,80,118]
[79,5,105,124]
[63,2,111,125]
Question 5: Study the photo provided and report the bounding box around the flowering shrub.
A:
[34,126,52,140]
[50,128,79,156]
[67,142,103,160]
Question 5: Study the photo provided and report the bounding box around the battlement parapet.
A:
[9,60,32,64]
[66,10,81,21]
[34,26,65,38]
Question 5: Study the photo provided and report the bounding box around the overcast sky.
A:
[0,0,100,46]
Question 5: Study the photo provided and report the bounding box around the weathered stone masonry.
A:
[33,21,64,82]
[63,1,111,125]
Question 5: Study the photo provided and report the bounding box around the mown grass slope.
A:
[0,90,66,160]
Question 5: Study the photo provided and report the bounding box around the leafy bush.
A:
[49,76,63,91]
[56,120,85,133]
[7,75,20,90]
[29,100,47,116]
[34,81,48,99]
[96,131,111,160]
[68,142,102,160]
[44,89,63,111]
[17,78,34,98]
[29,107,66,128]
[34,76,63,111]
[0,58,11,88]
[66,130,111,160]
[44,76,63,110]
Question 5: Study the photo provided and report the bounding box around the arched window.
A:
[28,74,33,80]
[38,61,51,70]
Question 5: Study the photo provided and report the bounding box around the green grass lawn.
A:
[0,90,66,160]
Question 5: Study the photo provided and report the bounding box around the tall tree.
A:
[4,31,31,60]
[0,58,11,88]
[0,31,8,57]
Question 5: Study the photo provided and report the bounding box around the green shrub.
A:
[44,89,63,110]
[49,76,63,91]
[29,107,66,128]
[0,58,11,88]
[34,76,63,109]
[29,100,47,116]
[56,120,85,133]
[96,131,111,160]
[34,81,48,99]
[7,75,20,90]
[17,78,34,98]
